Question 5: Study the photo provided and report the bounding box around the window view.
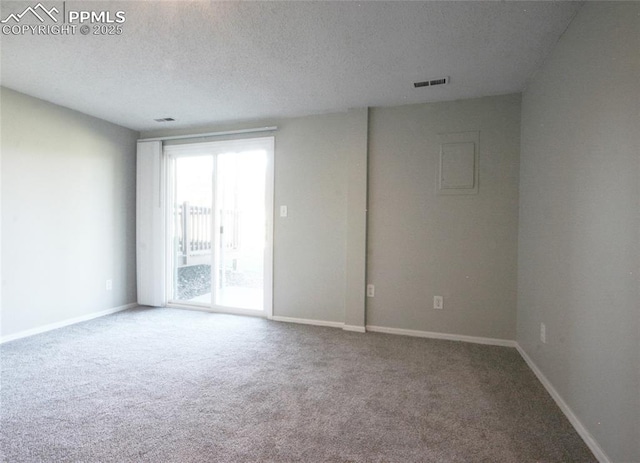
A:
[170,145,268,311]
[214,150,266,310]
[173,156,214,304]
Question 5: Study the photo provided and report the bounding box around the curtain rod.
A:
[138,126,278,142]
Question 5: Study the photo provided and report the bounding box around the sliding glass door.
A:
[165,137,273,317]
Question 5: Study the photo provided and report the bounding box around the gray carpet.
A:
[1,307,596,462]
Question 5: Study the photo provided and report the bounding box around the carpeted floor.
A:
[1,307,596,462]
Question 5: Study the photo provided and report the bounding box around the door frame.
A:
[163,136,274,319]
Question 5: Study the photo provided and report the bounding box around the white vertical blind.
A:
[136,141,166,307]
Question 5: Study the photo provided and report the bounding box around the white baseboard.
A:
[366,325,516,347]
[515,344,610,463]
[271,315,344,329]
[271,316,365,333]
[343,324,366,333]
[0,303,137,344]
[167,302,267,319]
[272,317,514,345]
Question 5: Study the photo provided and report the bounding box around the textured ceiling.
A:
[0,1,582,131]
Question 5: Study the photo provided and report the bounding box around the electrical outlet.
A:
[280,205,288,217]
[540,323,546,344]
[366,284,375,298]
[433,296,443,310]
[106,279,113,291]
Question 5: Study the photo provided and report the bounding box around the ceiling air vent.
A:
[154,117,175,122]
[413,76,449,88]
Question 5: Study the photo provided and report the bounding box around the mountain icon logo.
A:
[1,3,59,23]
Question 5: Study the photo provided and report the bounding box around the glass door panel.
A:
[214,150,266,310]
[172,155,214,305]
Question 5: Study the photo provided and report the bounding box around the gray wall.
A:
[1,87,138,338]
[273,111,366,323]
[367,94,521,340]
[517,3,640,462]
[146,96,520,339]
[142,109,369,326]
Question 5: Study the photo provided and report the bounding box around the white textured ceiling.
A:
[0,1,582,131]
